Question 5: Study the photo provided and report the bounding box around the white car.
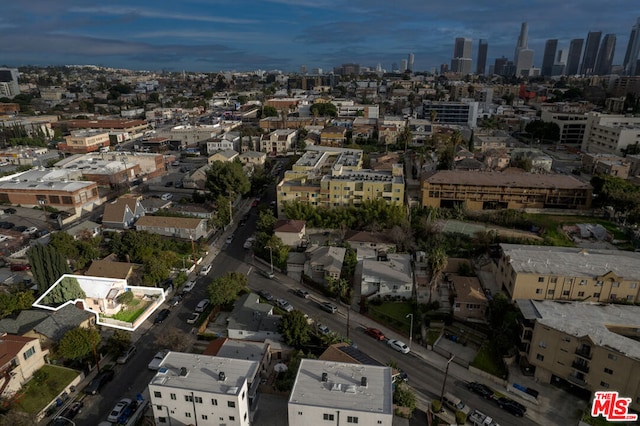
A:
[148,350,168,371]
[317,324,331,335]
[225,234,234,244]
[276,298,294,313]
[107,398,132,423]
[200,263,212,276]
[23,226,38,235]
[387,339,410,354]
[186,312,200,324]
[182,280,196,293]
[243,237,256,249]
[161,193,173,200]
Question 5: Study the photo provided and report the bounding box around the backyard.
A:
[367,301,414,336]
[104,299,151,323]
[470,343,508,379]
[15,365,79,414]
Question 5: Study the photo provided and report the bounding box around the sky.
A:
[2,0,640,73]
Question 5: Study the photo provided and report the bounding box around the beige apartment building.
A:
[60,129,111,154]
[276,147,404,217]
[516,299,640,412]
[496,244,640,303]
[421,170,592,211]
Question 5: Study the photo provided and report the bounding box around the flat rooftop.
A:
[289,359,392,414]
[424,170,590,189]
[516,299,640,361]
[501,244,640,280]
[151,352,259,394]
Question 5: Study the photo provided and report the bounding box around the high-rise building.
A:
[581,31,602,75]
[541,39,558,76]
[594,34,616,75]
[401,59,408,72]
[300,64,307,75]
[407,53,415,72]
[514,23,534,76]
[451,38,472,74]
[623,17,640,76]
[566,38,584,75]
[0,68,20,99]
[493,56,508,76]
[477,39,488,75]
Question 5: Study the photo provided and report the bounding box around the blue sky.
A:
[2,0,639,73]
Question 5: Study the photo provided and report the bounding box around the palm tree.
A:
[428,247,448,304]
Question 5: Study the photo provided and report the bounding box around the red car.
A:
[10,264,30,271]
[365,327,385,340]
[251,199,259,207]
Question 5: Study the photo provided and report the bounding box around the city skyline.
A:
[1,0,639,73]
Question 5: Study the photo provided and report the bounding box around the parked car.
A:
[294,289,309,299]
[260,269,275,279]
[243,237,255,249]
[14,225,28,233]
[186,312,200,324]
[319,302,338,313]
[467,382,495,399]
[161,193,173,200]
[496,396,526,416]
[225,234,234,244]
[108,398,132,423]
[3,208,16,214]
[182,280,196,292]
[168,295,183,307]
[116,345,137,364]
[200,263,212,276]
[387,339,410,354]
[148,350,169,371]
[59,401,83,420]
[257,290,273,301]
[24,226,39,235]
[0,221,14,229]
[276,298,294,312]
[10,263,30,271]
[154,309,171,324]
[164,181,173,187]
[84,369,115,395]
[195,299,210,313]
[442,392,471,416]
[364,327,385,340]
[317,324,331,335]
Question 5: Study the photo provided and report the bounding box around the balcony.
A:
[571,360,590,373]
[575,347,592,359]
[567,374,587,387]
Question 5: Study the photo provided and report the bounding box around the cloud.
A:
[69,6,257,24]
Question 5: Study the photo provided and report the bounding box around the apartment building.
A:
[276,147,404,217]
[581,153,631,178]
[420,170,591,211]
[540,110,588,145]
[148,352,258,426]
[59,119,150,139]
[516,299,640,412]
[496,244,640,303]
[581,112,640,155]
[134,216,209,240]
[288,359,393,426]
[260,129,297,154]
[421,100,479,128]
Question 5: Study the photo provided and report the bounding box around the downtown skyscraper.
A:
[594,34,616,75]
[476,39,488,75]
[451,37,472,74]
[566,38,584,75]
[581,31,602,75]
[541,39,558,76]
[624,18,640,75]
[514,22,534,76]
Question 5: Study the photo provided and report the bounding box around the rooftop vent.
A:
[180,367,188,376]
[361,377,368,387]
[321,372,328,382]
[218,371,226,382]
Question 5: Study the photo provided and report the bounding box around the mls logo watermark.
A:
[591,391,638,422]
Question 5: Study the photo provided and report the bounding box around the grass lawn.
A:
[16,365,79,414]
[470,344,507,379]
[367,302,414,335]
[110,300,151,323]
[427,328,442,346]
[527,214,627,246]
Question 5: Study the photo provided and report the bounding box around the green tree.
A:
[27,244,72,294]
[436,142,455,170]
[155,326,191,352]
[41,276,86,306]
[207,272,247,307]
[57,327,100,360]
[256,209,277,235]
[261,105,278,118]
[393,382,417,413]
[205,160,251,201]
[105,329,132,355]
[0,290,35,319]
[278,311,312,348]
[309,102,338,117]
[428,247,448,303]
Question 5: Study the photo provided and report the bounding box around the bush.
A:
[431,399,442,413]
[116,291,134,305]
[455,410,467,425]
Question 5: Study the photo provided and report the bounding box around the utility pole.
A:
[439,354,455,405]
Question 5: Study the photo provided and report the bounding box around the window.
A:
[539,341,547,348]
[562,290,570,296]
[298,412,303,416]
[229,416,235,421]
[242,391,245,400]
[547,289,555,295]
[323,413,335,421]
[228,401,236,408]
[170,393,176,400]
[596,280,603,286]
[631,283,638,289]
[608,354,617,361]
[604,368,613,375]
[578,291,585,297]
[158,417,167,423]
[538,277,544,283]
[536,289,542,294]
[194,396,202,404]
[628,295,635,301]
[613,282,620,288]
[185,412,192,418]
[211,399,218,406]
[185,395,193,402]
[562,337,571,343]
[600,381,610,388]
[550,277,558,284]
[594,292,601,298]
[579,280,587,285]
[610,294,617,300]
[201,415,208,420]
[378,421,383,424]
[23,347,36,360]
[154,391,162,398]
[347,416,359,423]
[536,354,544,361]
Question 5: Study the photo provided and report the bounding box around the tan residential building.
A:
[60,129,111,154]
[581,153,630,178]
[319,126,347,147]
[0,335,48,397]
[516,299,640,412]
[135,216,209,240]
[496,244,640,303]
[208,149,239,164]
[58,119,149,138]
[581,112,640,155]
[274,219,306,247]
[421,170,591,211]
[261,129,296,154]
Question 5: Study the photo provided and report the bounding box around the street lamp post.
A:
[265,246,274,274]
[406,313,413,351]
[439,354,455,405]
